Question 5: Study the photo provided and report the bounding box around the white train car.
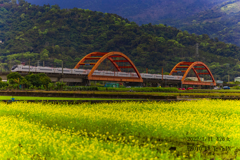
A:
[154,74,166,79]
[11,65,183,81]
[72,69,88,75]
[165,75,178,80]
[103,71,115,76]
[12,65,36,72]
[86,69,91,74]
[140,73,155,79]
[130,72,138,78]
[117,72,130,77]
[53,68,72,74]
[36,67,55,73]
[92,70,104,76]
[177,76,183,80]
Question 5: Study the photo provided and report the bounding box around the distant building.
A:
[186,77,204,81]
[216,80,223,84]
[234,77,240,82]
[204,80,213,82]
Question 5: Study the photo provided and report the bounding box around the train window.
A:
[39,69,53,71]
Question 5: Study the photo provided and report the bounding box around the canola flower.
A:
[0,115,170,159]
[0,100,240,159]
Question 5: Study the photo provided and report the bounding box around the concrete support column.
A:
[82,79,90,86]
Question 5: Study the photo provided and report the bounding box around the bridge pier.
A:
[151,83,158,87]
[82,79,90,86]
[124,82,142,87]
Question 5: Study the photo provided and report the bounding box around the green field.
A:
[1,100,240,159]
[77,90,240,97]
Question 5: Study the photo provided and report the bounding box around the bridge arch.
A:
[74,52,143,82]
[169,61,216,86]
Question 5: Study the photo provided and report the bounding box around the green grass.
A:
[0,96,141,101]
[5,89,240,99]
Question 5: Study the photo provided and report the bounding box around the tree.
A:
[20,78,29,89]
[7,72,22,80]
[25,73,51,88]
[18,0,25,6]
[13,77,20,89]
[11,0,16,4]
[40,76,51,88]
[0,0,10,4]
[0,81,7,88]
[40,49,49,61]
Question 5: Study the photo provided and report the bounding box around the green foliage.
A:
[7,72,22,81]
[168,0,240,48]
[0,1,239,81]
[54,59,62,66]
[0,81,7,88]
[25,73,51,88]
[55,81,66,90]
[40,49,49,61]
[232,85,240,89]
[163,72,169,75]
[64,86,98,91]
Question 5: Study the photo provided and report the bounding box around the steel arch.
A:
[170,61,216,86]
[74,52,143,82]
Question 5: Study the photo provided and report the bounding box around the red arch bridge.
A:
[9,52,217,87]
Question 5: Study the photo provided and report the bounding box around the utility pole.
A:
[62,60,63,83]
[9,59,11,72]
[43,61,45,67]
[196,43,199,58]
[226,63,230,84]
[29,59,30,72]
[114,65,115,76]
[162,68,163,81]
[146,68,148,73]
[162,68,163,87]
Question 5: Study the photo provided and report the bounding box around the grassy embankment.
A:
[0,96,141,101]
[3,88,240,99]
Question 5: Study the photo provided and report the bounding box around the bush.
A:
[7,72,23,80]
[65,86,98,91]
[25,73,51,88]
[232,86,240,89]
[97,87,178,92]
[0,81,7,88]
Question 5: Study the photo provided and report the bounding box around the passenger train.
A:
[11,65,183,80]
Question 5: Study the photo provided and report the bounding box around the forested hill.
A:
[0,1,239,81]
[25,0,227,25]
[165,0,240,47]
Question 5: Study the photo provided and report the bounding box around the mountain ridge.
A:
[0,1,238,81]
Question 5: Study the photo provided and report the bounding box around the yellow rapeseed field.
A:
[0,100,240,159]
